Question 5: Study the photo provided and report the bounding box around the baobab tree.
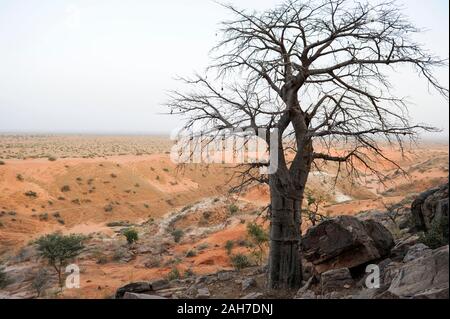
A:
[167,0,448,289]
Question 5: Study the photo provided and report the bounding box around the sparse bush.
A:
[167,267,181,281]
[123,228,139,244]
[16,174,24,181]
[228,204,239,215]
[106,221,130,227]
[203,211,212,220]
[419,216,449,249]
[0,160,5,165]
[38,213,49,221]
[110,173,117,178]
[185,249,197,258]
[247,223,269,245]
[197,243,209,251]
[164,257,182,267]
[144,256,161,268]
[184,268,195,278]
[32,269,50,297]
[61,185,71,192]
[112,247,129,262]
[171,229,184,243]
[225,240,234,255]
[104,204,114,212]
[230,253,252,270]
[96,255,109,265]
[48,156,57,162]
[35,232,85,287]
[25,191,38,198]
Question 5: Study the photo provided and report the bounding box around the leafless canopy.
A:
[167,0,448,189]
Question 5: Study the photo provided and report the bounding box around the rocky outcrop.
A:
[388,245,449,299]
[115,282,152,299]
[411,183,448,232]
[320,268,354,294]
[115,279,171,299]
[123,292,167,299]
[302,215,394,273]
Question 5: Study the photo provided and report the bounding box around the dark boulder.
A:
[302,215,394,273]
[411,183,448,233]
[115,282,151,299]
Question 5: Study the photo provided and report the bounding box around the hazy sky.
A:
[0,0,448,137]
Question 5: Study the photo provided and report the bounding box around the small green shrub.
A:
[197,243,209,251]
[123,228,139,244]
[171,229,184,243]
[230,253,252,270]
[225,240,234,255]
[419,216,449,249]
[228,204,239,215]
[247,223,269,245]
[25,191,38,198]
[185,249,197,258]
[167,267,181,281]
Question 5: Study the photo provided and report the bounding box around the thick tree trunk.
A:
[267,134,312,289]
[268,190,303,289]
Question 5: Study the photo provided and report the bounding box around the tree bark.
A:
[267,134,312,289]
[268,188,303,289]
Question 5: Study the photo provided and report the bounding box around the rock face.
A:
[241,278,257,291]
[403,243,432,263]
[115,282,152,299]
[388,245,449,299]
[123,292,167,299]
[411,183,448,232]
[320,268,354,294]
[195,288,211,299]
[302,216,394,273]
